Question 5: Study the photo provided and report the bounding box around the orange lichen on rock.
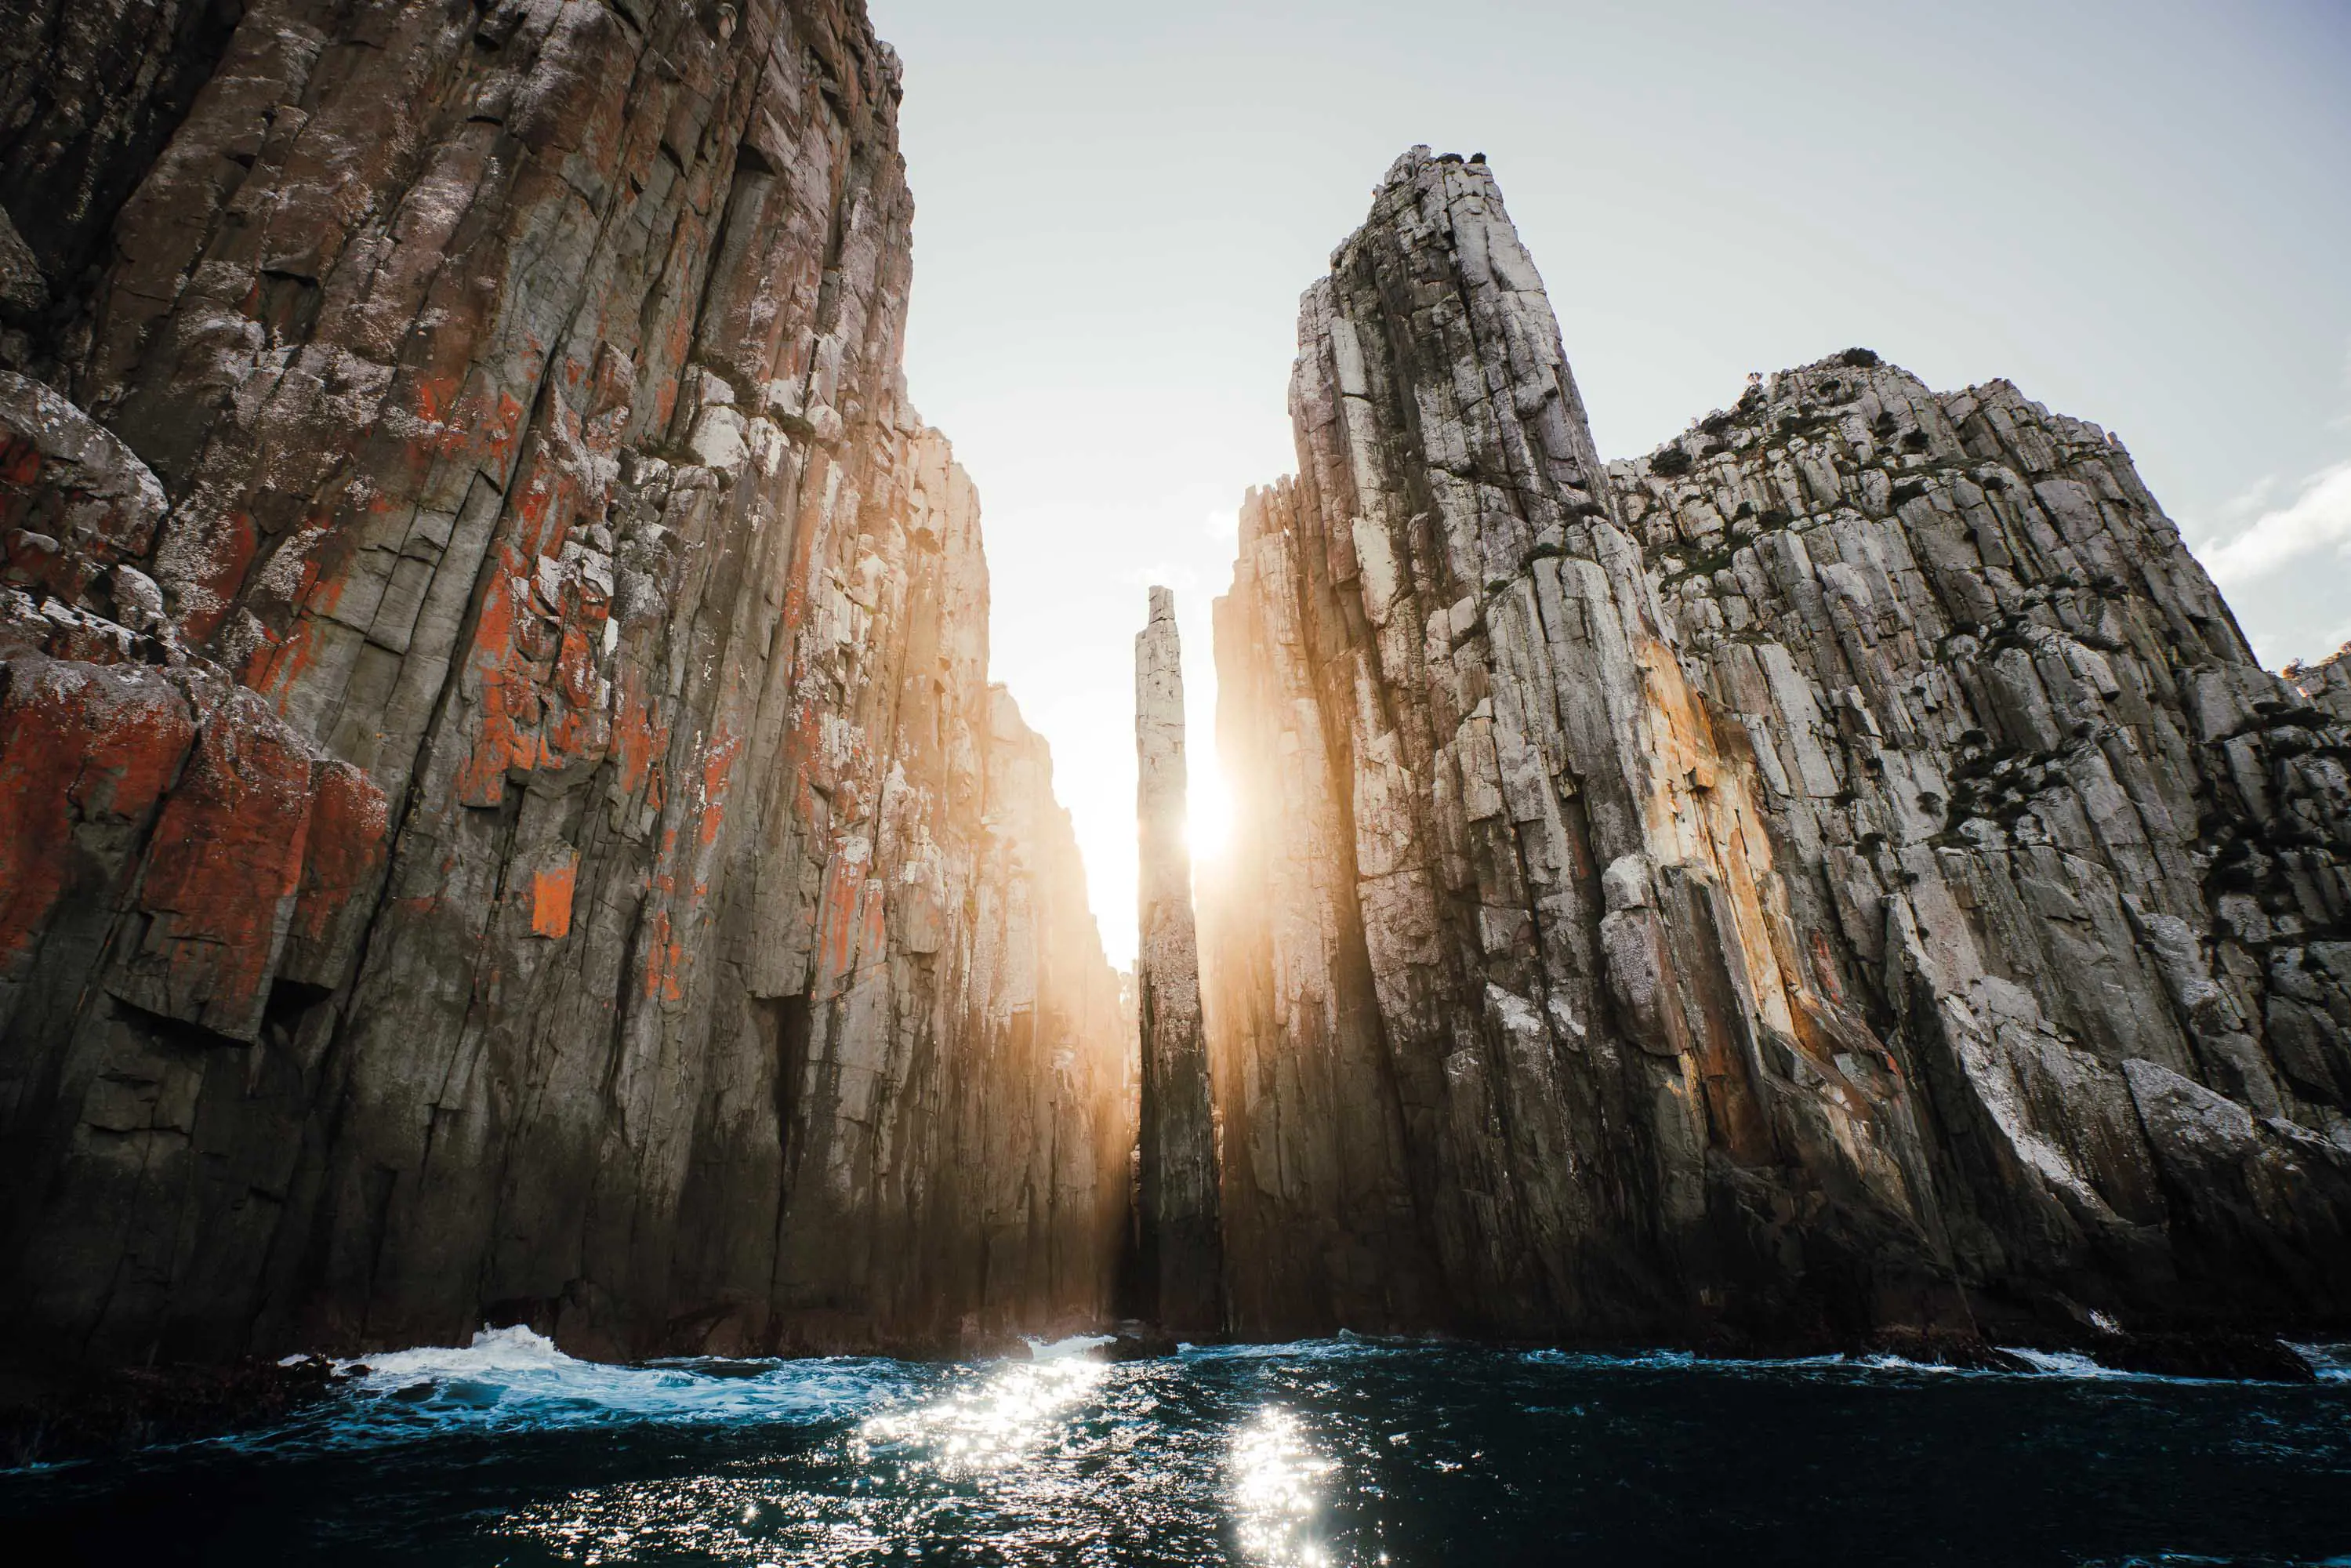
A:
[528,855,577,939]
[1634,636,1809,1053]
[283,759,390,984]
[111,683,317,1040]
[0,657,194,982]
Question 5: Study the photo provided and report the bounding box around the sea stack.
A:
[1197,145,2351,1351]
[1134,586,1224,1336]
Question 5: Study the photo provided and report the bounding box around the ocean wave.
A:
[1181,1330,1435,1363]
[1023,1333,1116,1360]
[1515,1343,2351,1384]
[238,1325,923,1448]
[2001,1348,2140,1380]
[204,1326,2348,1457]
[2288,1343,2350,1384]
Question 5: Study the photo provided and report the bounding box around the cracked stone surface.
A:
[1201,147,2351,1348]
[0,0,1131,1365]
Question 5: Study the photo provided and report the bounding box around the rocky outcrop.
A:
[0,0,1130,1367]
[9,4,2340,1369]
[1202,147,2351,1349]
[1133,586,1221,1334]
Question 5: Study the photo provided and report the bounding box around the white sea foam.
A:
[2001,1348,2137,1379]
[1182,1331,1420,1363]
[345,1323,586,1386]
[1023,1333,1116,1360]
[2288,1342,2350,1383]
[1517,1344,2338,1382]
[1520,1348,1698,1370]
[2003,1344,2349,1385]
[288,1325,913,1443]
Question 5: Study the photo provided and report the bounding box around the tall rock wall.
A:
[1133,586,1221,1334]
[1202,147,2351,1348]
[0,0,1130,1367]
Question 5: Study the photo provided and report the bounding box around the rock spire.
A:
[1201,146,2351,1351]
[1134,586,1224,1335]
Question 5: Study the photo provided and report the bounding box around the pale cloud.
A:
[2213,472,2280,527]
[2200,460,2351,588]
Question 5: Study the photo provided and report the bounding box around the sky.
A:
[865,0,2351,966]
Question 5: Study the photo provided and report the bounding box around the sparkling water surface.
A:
[6,1327,2349,1565]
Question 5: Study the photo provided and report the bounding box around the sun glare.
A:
[1231,1406,1339,1566]
[1186,747,1235,862]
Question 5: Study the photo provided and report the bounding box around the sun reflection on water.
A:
[855,1352,1110,1478]
[22,1331,2351,1563]
[1231,1406,1340,1566]
[501,1348,1129,1563]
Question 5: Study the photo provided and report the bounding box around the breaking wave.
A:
[1515,1342,2351,1384]
[245,1325,923,1447]
[274,1323,2351,1453]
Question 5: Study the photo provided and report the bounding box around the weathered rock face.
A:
[0,0,1130,1367]
[0,0,247,372]
[1133,586,1221,1334]
[1202,147,2351,1348]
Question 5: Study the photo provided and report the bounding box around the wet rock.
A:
[0,1354,347,1465]
[1864,1329,2037,1373]
[2082,1333,2319,1385]
[1102,1321,1181,1361]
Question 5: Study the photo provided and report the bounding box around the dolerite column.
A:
[1134,586,1224,1336]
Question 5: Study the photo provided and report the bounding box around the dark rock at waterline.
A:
[658,1358,785,1381]
[1103,1323,1183,1361]
[2082,1333,2319,1384]
[0,1356,346,1465]
[1862,1330,2038,1374]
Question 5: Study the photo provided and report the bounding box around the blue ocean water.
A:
[5,1327,2349,1565]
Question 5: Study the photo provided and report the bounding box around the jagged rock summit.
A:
[1201,146,2351,1352]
